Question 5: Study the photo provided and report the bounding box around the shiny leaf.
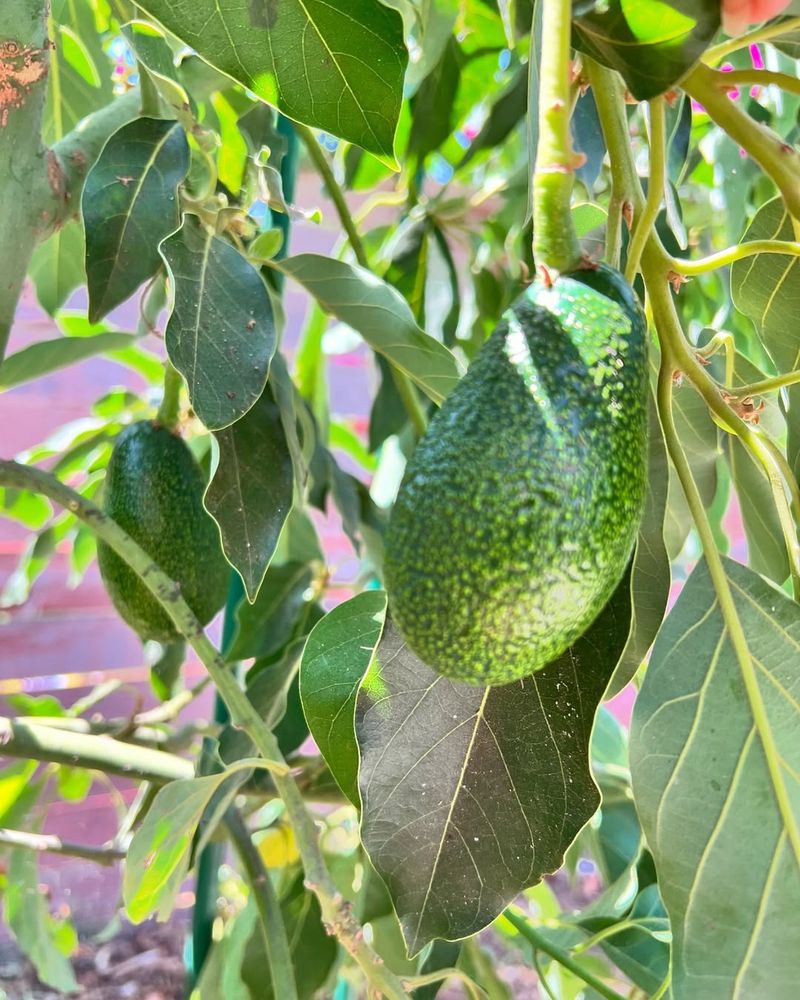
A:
[161,217,277,430]
[83,117,189,321]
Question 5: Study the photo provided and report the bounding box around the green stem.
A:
[390,365,428,437]
[532,0,581,272]
[590,59,800,872]
[503,909,625,1000]
[624,98,666,284]
[683,63,800,221]
[0,715,193,783]
[704,16,800,64]
[0,459,409,1000]
[156,362,183,430]
[0,827,125,865]
[297,121,427,434]
[655,316,800,871]
[226,809,299,1000]
[728,369,800,397]
[670,240,800,276]
[296,123,369,268]
[716,69,800,98]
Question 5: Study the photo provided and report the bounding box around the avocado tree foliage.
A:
[1,0,800,996]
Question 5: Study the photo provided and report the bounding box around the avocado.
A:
[97,420,229,642]
[383,264,648,685]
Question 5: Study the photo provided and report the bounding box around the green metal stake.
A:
[187,112,299,990]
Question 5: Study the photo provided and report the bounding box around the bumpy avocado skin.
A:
[384,264,648,686]
[97,421,229,642]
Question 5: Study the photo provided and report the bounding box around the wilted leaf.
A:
[161,217,277,430]
[300,591,387,804]
[205,386,293,600]
[278,254,463,405]
[83,117,189,321]
[135,0,407,163]
[630,557,800,999]
[357,572,632,954]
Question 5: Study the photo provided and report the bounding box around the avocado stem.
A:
[624,96,666,284]
[156,361,183,430]
[532,0,582,274]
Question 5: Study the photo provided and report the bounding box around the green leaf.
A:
[195,895,256,1000]
[124,767,255,922]
[0,331,137,390]
[356,571,632,954]
[45,0,114,142]
[82,117,189,321]
[5,849,78,993]
[300,591,387,804]
[28,222,85,316]
[606,396,671,696]
[630,557,800,999]
[161,216,277,430]
[731,198,800,373]
[573,1,721,100]
[135,0,407,164]
[278,254,463,405]
[205,386,293,600]
[227,563,316,662]
[664,377,719,558]
[731,197,800,472]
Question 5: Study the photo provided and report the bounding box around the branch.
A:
[0,827,125,866]
[0,459,408,1000]
[704,17,800,65]
[624,97,666,283]
[670,240,800,276]
[0,716,194,783]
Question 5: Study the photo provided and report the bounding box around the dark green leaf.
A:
[278,254,463,405]
[0,331,137,390]
[630,557,800,998]
[220,639,305,764]
[573,1,721,100]
[28,222,85,316]
[135,0,407,163]
[205,386,293,601]
[83,117,189,321]
[300,591,387,804]
[357,571,632,954]
[457,65,527,169]
[161,216,277,430]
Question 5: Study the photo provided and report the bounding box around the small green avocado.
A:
[384,264,648,686]
[97,420,229,642]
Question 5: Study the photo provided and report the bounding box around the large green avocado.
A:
[97,420,229,642]
[384,264,648,686]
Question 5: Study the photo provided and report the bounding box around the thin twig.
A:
[0,828,125,866]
